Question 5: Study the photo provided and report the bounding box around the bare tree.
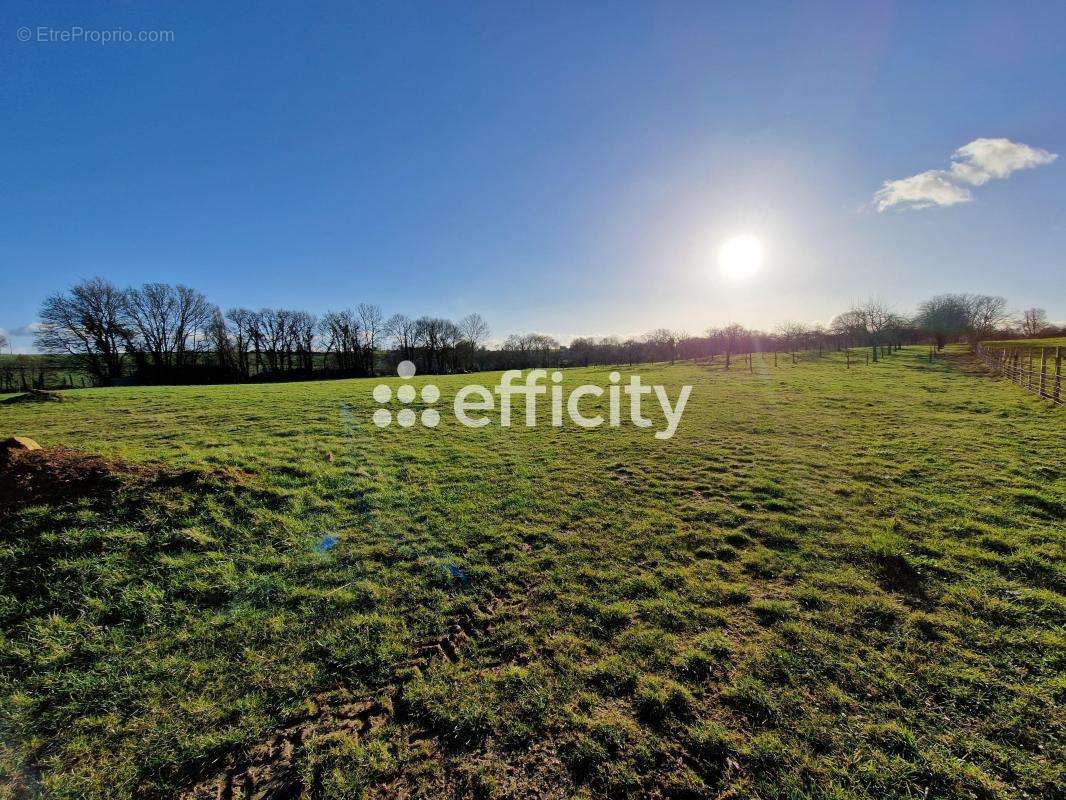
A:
[459,313,490,346]
[965,295,1010,344]
[120,282,212,376]
[357,303,383,375]
[36,277,128,385]
[830,311,864,351]
[498,332,558,369]
[415,317,448,373]
[457,313,490,371]
[809,323,830,356]
[715,323,746,368]
[225,307,256,377]
[123,282,178,370]
[501,333,529,368]
[849,298,894,362]
[320,309,362,373]
[206,307,236,377]
[645,328,680,363]
[172,285,213,367]
[247,310,266,375]
[529,333,559,368]
[776,321,807,362]
[440,319,463,371]
[1020,307,1048,338]
[291,311,317,373]
[385,314,416,364]
[258,309,289,372]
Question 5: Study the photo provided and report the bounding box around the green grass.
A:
[1,347,1063,799]
[983,337,1066,349]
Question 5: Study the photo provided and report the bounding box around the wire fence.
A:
[975,343,1063,406]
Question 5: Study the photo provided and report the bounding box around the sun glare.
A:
[718,234,764,281]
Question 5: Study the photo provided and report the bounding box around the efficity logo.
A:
[372,361,692,440]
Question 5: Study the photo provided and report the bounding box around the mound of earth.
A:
[2,389,64,404]
[0,446,146,510]
[2,435,42,451]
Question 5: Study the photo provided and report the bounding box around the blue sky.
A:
[2,1,1064,351]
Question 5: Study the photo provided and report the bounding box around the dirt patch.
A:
[0,447,144,511]
[0,447,250,514]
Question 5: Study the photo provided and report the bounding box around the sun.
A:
[718,234,764,281]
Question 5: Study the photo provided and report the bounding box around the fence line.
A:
[974,343,1063,405]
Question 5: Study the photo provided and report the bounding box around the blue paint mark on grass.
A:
[315,535,338,553]
[444,563,469,584]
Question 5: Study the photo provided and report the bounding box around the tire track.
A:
[179,592,523,800]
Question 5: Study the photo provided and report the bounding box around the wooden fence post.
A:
[1027,349,1033,389]
[1055,347,1062,403]
[1039,348,1048,398]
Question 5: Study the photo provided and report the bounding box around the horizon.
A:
[0,278,1060,356]
[3,1,1065,353]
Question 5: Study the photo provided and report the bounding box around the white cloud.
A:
[874,170,972,212]
[950,138,1057,185]
[0,323,46,352]
[874,138,1057,212]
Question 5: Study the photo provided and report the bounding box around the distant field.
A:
[1,347,1062,800]
[983,337,1066,349]
[0,353,90,392]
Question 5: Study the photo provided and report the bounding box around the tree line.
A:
[19,277,1063,388]
[29,278,496,386]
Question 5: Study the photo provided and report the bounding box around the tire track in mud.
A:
[179,591,525,800]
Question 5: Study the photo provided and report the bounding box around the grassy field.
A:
[983,337,1066,349]
[1,347,1063,800]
